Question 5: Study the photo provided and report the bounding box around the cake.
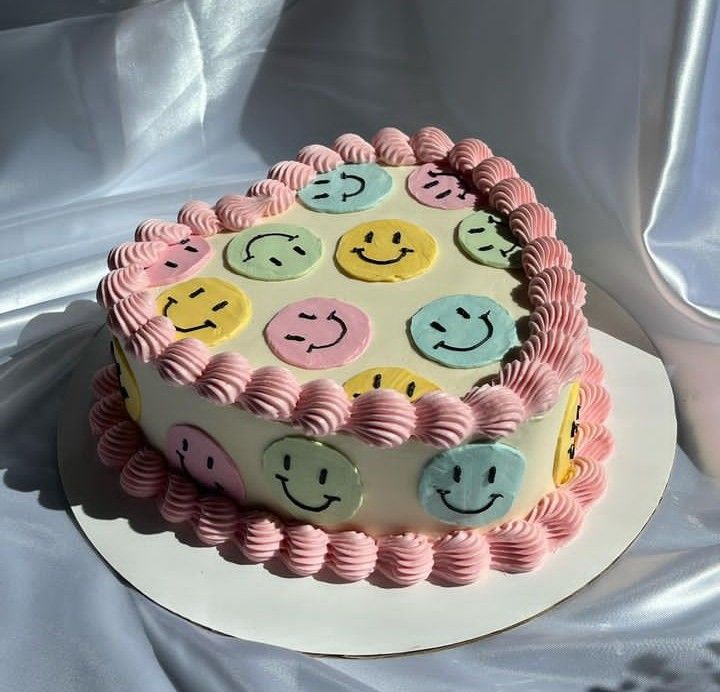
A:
[90,126,613,586]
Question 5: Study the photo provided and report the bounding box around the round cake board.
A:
[58,326,675,657]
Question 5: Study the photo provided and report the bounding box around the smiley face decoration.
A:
[157,277,252,347]
[407,163,478,210]
[298,163,393,213]
[165,424,246,504]
[264,297,372,369]
[225,223,323,281]
[456,211,522,269]
[263,436,363,523]
[409,295,518,368]
[419,442,527,527]
[146,237,214,286]
[335,219,438,282]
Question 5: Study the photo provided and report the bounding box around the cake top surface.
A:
[151,165,528,398]
[99,127,588,450]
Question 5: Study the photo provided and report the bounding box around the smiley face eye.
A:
[181,438,189,452]
[364,230,374,244]
[188,287,205,298]
[430,321,446,333]
[206,456,214,470]
[184,244,199,253]
[318,468,328,485]
[456,306,471,319]
[453,465,462,483]
[406,381,416,398]
[298,312,317,320]
[488,466,496,483]
[283,454,291,471]
[392,231,402,245]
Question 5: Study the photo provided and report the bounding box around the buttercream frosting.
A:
[91,125,614,586]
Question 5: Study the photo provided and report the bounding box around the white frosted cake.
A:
[90,126,613,586]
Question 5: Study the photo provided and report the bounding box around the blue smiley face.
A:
[418,443,527,527]
[298,163,393,213]
[409,295,518,368]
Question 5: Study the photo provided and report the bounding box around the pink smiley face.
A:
[145,237,213,286]
[165,424,246,504]
[407,163,478,210]
[265,297,372,369]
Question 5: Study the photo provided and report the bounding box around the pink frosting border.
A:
[89,350,613,587]
[97,126,591,450]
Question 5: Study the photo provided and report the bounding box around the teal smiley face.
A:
[262,436,363,524]
[456,210,522,269]
[409,295,518,368]
[225,223,323,281]
[419,443,527,527]
[298,163,393,213]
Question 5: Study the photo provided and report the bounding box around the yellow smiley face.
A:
[552,380,581,486]
[112,338,141,421]
[335,219,438,282]
[343,366,440,403]
[156,277,252,347]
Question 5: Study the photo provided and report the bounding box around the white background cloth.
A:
[1,1,719,690]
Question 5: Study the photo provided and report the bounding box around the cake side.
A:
[89,344,611,585]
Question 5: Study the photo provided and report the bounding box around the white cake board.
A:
[58,323,675,656]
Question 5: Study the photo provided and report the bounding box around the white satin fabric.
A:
[2,1,719,690]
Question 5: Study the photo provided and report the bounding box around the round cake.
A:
[90,126,613,586]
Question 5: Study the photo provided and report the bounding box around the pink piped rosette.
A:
[99,125,598,450]
[91,125,614,586]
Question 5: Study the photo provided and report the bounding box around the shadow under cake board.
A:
[57,282,675,656]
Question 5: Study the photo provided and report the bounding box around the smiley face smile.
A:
[241,231,300,263]
[274,473,340,512]
[283,310,348,352]
[350,245,414,265]
[431,310,494,352]
[436,489,503,515]
[162,294,222,333]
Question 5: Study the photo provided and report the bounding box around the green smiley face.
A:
[262,436,363,524]
[225,223,323,281]
[456,210,522,268]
